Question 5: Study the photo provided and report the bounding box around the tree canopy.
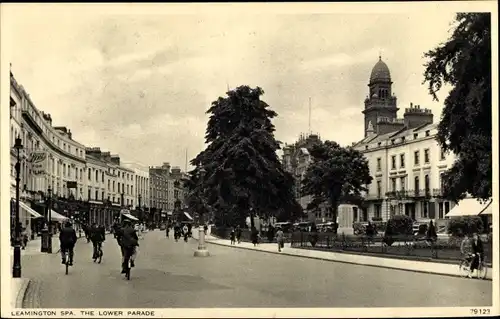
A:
[186,86,299,227]
[301,141,372,226]
[423,13,492,202]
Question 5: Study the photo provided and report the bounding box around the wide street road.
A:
[22,230,492,308]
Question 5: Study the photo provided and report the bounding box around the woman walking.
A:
[276,227,284,252]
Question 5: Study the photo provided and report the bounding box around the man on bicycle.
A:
[59,221,77,265]
[120,220,139,274]
[90,223,106,261]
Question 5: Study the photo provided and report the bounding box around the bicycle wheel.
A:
[477,263,487,279]
[98,248,103,264]
[126,261,131,280]
[458,260,469,277]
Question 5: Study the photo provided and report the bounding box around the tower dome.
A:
[369,56,391,83]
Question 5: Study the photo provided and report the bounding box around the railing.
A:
[385,189,436,199]
[289,232,493,264]
[211,227,293,243]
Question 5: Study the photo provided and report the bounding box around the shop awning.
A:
[19,201,43,218]
[50,210,69,222]
[478,200,492,215]
[184,212,193,220]
[446,198,492,217]
[122,213,139,221]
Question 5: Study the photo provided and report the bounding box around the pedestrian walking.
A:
[230,227,236,245]
[276,227,284,252]
[251,226,259,247]
[236,225,242,244]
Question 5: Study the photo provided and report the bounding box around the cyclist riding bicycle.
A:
[59,221,77,265]
[120,220,139,274]
[90,223,106,260]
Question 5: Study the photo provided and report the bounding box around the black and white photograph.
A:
[1,2,497,318]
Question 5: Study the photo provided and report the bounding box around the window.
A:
[440,148,446,160]
[424,174,430,194]
[391,178,397,191]
[391,155,396,169]
[400,177,406,191]
[102,191,105,200]
[414,151,420,165]
[63,164,66,176]
[377,181,382,197]
[365,145,369,150]
[400,154,405,168]
[80,169,83,181]
[88,189,91,200]
[374,204,381,219]
[108,180,110,190]
[444,202,450,215]
[425,130,430,137]
[113,181,115,192]
[95,170,99,181]
[376,158,381,171]
[118,182,121,193]
[391,139,395,145]
[438,202,444,219]
[88,168,91,180]
[95,190,98,200]
[414,176,420,193]
[401,136,406,142]
[131,186,133,195]
[102,172,105,182]
[378,142,382,147]
[422,201,428,218]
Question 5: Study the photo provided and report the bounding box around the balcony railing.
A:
[385,189,437,199]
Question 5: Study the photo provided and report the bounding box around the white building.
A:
[122,161,150,210]
[353,57,457,223]
[353,122,457,222]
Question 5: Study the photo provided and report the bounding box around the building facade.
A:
[122,161,150,210]
[282,133,333,223]
[10,71,88,237]
[9,71,144,232]
[149,163,187,223]
[353,57,456,223]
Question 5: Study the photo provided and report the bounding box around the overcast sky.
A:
[5,3,472,170]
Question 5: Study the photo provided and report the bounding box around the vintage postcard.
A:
[0,2,498,318]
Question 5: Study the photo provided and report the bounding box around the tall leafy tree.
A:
[189,86,299,227]
[423,13,491,202]
[301,141,372,228]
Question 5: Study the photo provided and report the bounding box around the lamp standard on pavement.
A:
[12,137,23,278]
[47,185,53,253]
[194,167,209,257]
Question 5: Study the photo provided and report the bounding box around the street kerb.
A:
[195,235,493,281]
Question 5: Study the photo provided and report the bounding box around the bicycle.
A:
[61,248,73,275]
[123,246,135,280]
[459,253,487,279]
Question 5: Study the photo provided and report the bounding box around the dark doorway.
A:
[405,203,416,221]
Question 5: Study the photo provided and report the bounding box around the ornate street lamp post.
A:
[47,186,53,253]
[194,167,209,257]
[12,137,23,278]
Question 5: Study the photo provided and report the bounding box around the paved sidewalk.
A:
[192,229,493,280]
